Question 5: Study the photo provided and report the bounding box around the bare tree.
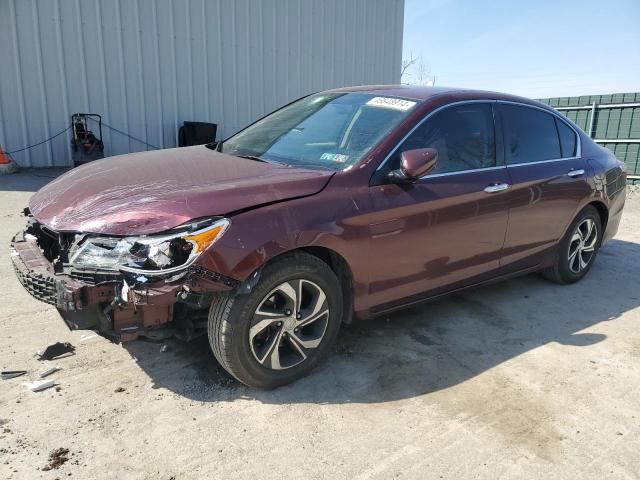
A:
[415,57,431,85]
[400,53,435,86]
[400,52,418,83]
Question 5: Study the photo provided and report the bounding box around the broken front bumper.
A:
[10,231,235,341]
[11,232,108,311]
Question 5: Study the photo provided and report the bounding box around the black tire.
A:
[207,252,343,389]
[542,205,602,284]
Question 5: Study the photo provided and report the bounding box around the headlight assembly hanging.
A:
[69,218,230,275]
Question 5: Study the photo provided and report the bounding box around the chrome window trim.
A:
[374,98,583,178]
[506,156,581,168]
[415,165,507,180]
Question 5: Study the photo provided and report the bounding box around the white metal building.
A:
[0,0,404,167]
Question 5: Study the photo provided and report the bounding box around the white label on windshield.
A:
[320,153,349,163]
[366,97,417,111]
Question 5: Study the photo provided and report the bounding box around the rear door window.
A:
[501,104,561,165]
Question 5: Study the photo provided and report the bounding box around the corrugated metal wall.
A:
[0,0,404,167]
[539,93,640,180]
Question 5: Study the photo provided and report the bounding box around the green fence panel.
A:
[631,109,640,137]
[538,92,640,180]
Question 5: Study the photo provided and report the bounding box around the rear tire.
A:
[207,252,342,389]
[542,205,602,284]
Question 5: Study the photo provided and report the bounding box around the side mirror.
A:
[388,148,438,182]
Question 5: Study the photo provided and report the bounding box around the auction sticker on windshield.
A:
[366,97,417,111]
[320,153,350,163]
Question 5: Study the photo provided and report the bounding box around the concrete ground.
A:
[1,170,639,480]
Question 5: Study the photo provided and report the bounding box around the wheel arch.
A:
[298,246,355,324]
[588,200,609,233]
[561,199,609,244]
[242,246,355,325]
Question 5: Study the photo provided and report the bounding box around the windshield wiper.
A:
[236,154,267,162]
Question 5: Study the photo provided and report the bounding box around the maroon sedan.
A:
[12,86,626,388]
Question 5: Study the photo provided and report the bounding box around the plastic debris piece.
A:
[147,244,172,268]
[160,344,168,353]
[24,233,38,241]
[121,280,130,302]
[1,370,27,380]
[136,275,148,283]
[39,367,60,378]
[23,379,56,392]
[36,342,75,361]
[79,334,99,342]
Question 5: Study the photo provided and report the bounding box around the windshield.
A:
[218,93,419,170]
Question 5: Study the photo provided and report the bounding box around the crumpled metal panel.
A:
[29,146,334,235]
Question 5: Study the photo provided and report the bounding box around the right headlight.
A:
[70,218,230,276]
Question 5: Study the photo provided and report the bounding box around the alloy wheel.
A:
[248,279,329,370]
[567,218,598,274]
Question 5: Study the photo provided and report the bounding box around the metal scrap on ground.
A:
[39,366,60,378]
[35,342,75,361]
[23,379,56,392]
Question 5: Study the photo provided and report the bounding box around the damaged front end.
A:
[10,212,238,342]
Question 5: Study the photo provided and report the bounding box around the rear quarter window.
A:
[555,118,577,157]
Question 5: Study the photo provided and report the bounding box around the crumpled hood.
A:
[29,146,334,235]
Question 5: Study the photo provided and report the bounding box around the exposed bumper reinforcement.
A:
[10,230,236,342]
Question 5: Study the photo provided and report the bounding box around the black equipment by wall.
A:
[71,113,105,166]
[178,121,217,147]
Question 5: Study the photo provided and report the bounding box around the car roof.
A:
[326,84,549,110]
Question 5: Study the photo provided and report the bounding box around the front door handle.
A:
[567,169,585,178]
[484,183,510,193]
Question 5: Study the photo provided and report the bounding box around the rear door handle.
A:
[484,183,510,193]
[567,169,585,177]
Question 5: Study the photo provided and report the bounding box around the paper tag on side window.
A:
[366,97,417,111]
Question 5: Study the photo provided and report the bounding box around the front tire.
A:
[207,252,343,389]
[542,205,602,284]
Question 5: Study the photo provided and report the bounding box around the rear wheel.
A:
[207,252,342,388]
[542,205,602,284]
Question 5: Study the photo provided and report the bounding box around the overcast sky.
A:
[402,0,640,99]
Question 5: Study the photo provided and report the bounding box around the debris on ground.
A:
[1,370,27,380]
[79,334,99,342]
[114,387,126,393]
[36,342,75,361]
[41,447,70,471]
[39,366,60,378]
[160,344,169,353]
[23,379,56,392]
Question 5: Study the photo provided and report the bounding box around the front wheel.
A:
[207,252,343,389]
[542,205,602,284]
